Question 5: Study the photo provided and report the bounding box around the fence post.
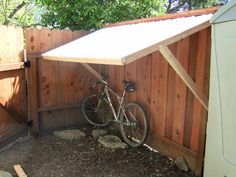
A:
[27,57,39,133]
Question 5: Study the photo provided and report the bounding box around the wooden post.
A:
[27,57,39,133]
[158,45,208,110]
[80,63,103,80]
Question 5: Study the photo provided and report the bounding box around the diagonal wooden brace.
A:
[158,45,208,110]
[80,63,102,80]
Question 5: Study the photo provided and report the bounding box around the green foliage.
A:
[37,0,167,30]
[193,0,219,8]
[0,0,39,27]
[102,0,166,24]
[166,0,222,12]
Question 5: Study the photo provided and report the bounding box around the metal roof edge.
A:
[211,0,236,23]
[105,6,220,28]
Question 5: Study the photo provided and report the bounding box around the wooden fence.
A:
[25,29,95,131]
[24,26,210,175]
[108,27,211,174]
[0,25,27,143]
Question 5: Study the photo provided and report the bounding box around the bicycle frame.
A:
[99,84,126,123]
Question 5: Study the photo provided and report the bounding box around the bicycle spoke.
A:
[82,94,111,127]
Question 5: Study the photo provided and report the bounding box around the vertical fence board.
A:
[108,65,115,88]
[62,30,78,126]
[51,29,65,125]
[150,51,168,136]
[190,29,208,152]
[165,43,177,140]
[125,61,137,102]
[114,65,125,93]
[195,27,211,175]
[183,32,199,148]
[28,57,39,132]
[51,29,64,106]
[136,55,152,121]
[171,37,190,145]
[37,29,52,107]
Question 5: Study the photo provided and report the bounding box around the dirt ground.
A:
[0,126,197,177]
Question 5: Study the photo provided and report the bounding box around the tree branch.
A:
[8,1,26,19]
[167,0,172,12]
[167,0,188,13]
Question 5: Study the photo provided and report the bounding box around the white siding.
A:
[204,3,236,177]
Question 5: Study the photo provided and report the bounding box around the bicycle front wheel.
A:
[82,94,112,127]
[120,102,148,147]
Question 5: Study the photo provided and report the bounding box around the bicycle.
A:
[82,76,148,147]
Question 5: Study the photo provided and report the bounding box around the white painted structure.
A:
[204,1,236,177]
[42,14,212,65]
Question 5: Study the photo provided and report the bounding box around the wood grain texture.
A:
[136,55,152,124]
[165,43,177,140]
[150,51,168,136]
[171,37,190,145]
[14,165,27,177]
[27,57,39,132]
[0,25,27,138]
[195,27,211,175]
[159,45,208,110]
[183,32,199,148]
[190,28,208,152]
[125,61,137,102]
[25,28,94,129]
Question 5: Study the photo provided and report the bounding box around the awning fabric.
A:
[42,14,212,65]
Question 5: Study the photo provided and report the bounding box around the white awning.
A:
[42,14,212,65]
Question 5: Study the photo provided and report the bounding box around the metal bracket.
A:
[23,61,31,68]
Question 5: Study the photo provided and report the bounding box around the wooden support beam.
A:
[14,165,27,177]
[158,45,208,110]
[27,57,39,133]
[32,55,103,80]
[81,63,102,80]
[0,62,24,72]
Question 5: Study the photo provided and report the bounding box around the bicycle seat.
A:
[123,80,136,92]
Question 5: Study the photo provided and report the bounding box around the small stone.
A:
[98,135,128,149]
[92,129,107,139]
[175,156,189,172]
[0,171,13,177]
[54,129,86,141]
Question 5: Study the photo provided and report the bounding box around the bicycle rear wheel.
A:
[120,102,148,147]
[82,94,112,127]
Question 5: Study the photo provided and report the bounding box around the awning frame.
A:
[82,21,210,110]
[83,44,209,110]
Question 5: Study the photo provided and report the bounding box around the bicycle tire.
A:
[120,102,148,147]
[82,94,112,127]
